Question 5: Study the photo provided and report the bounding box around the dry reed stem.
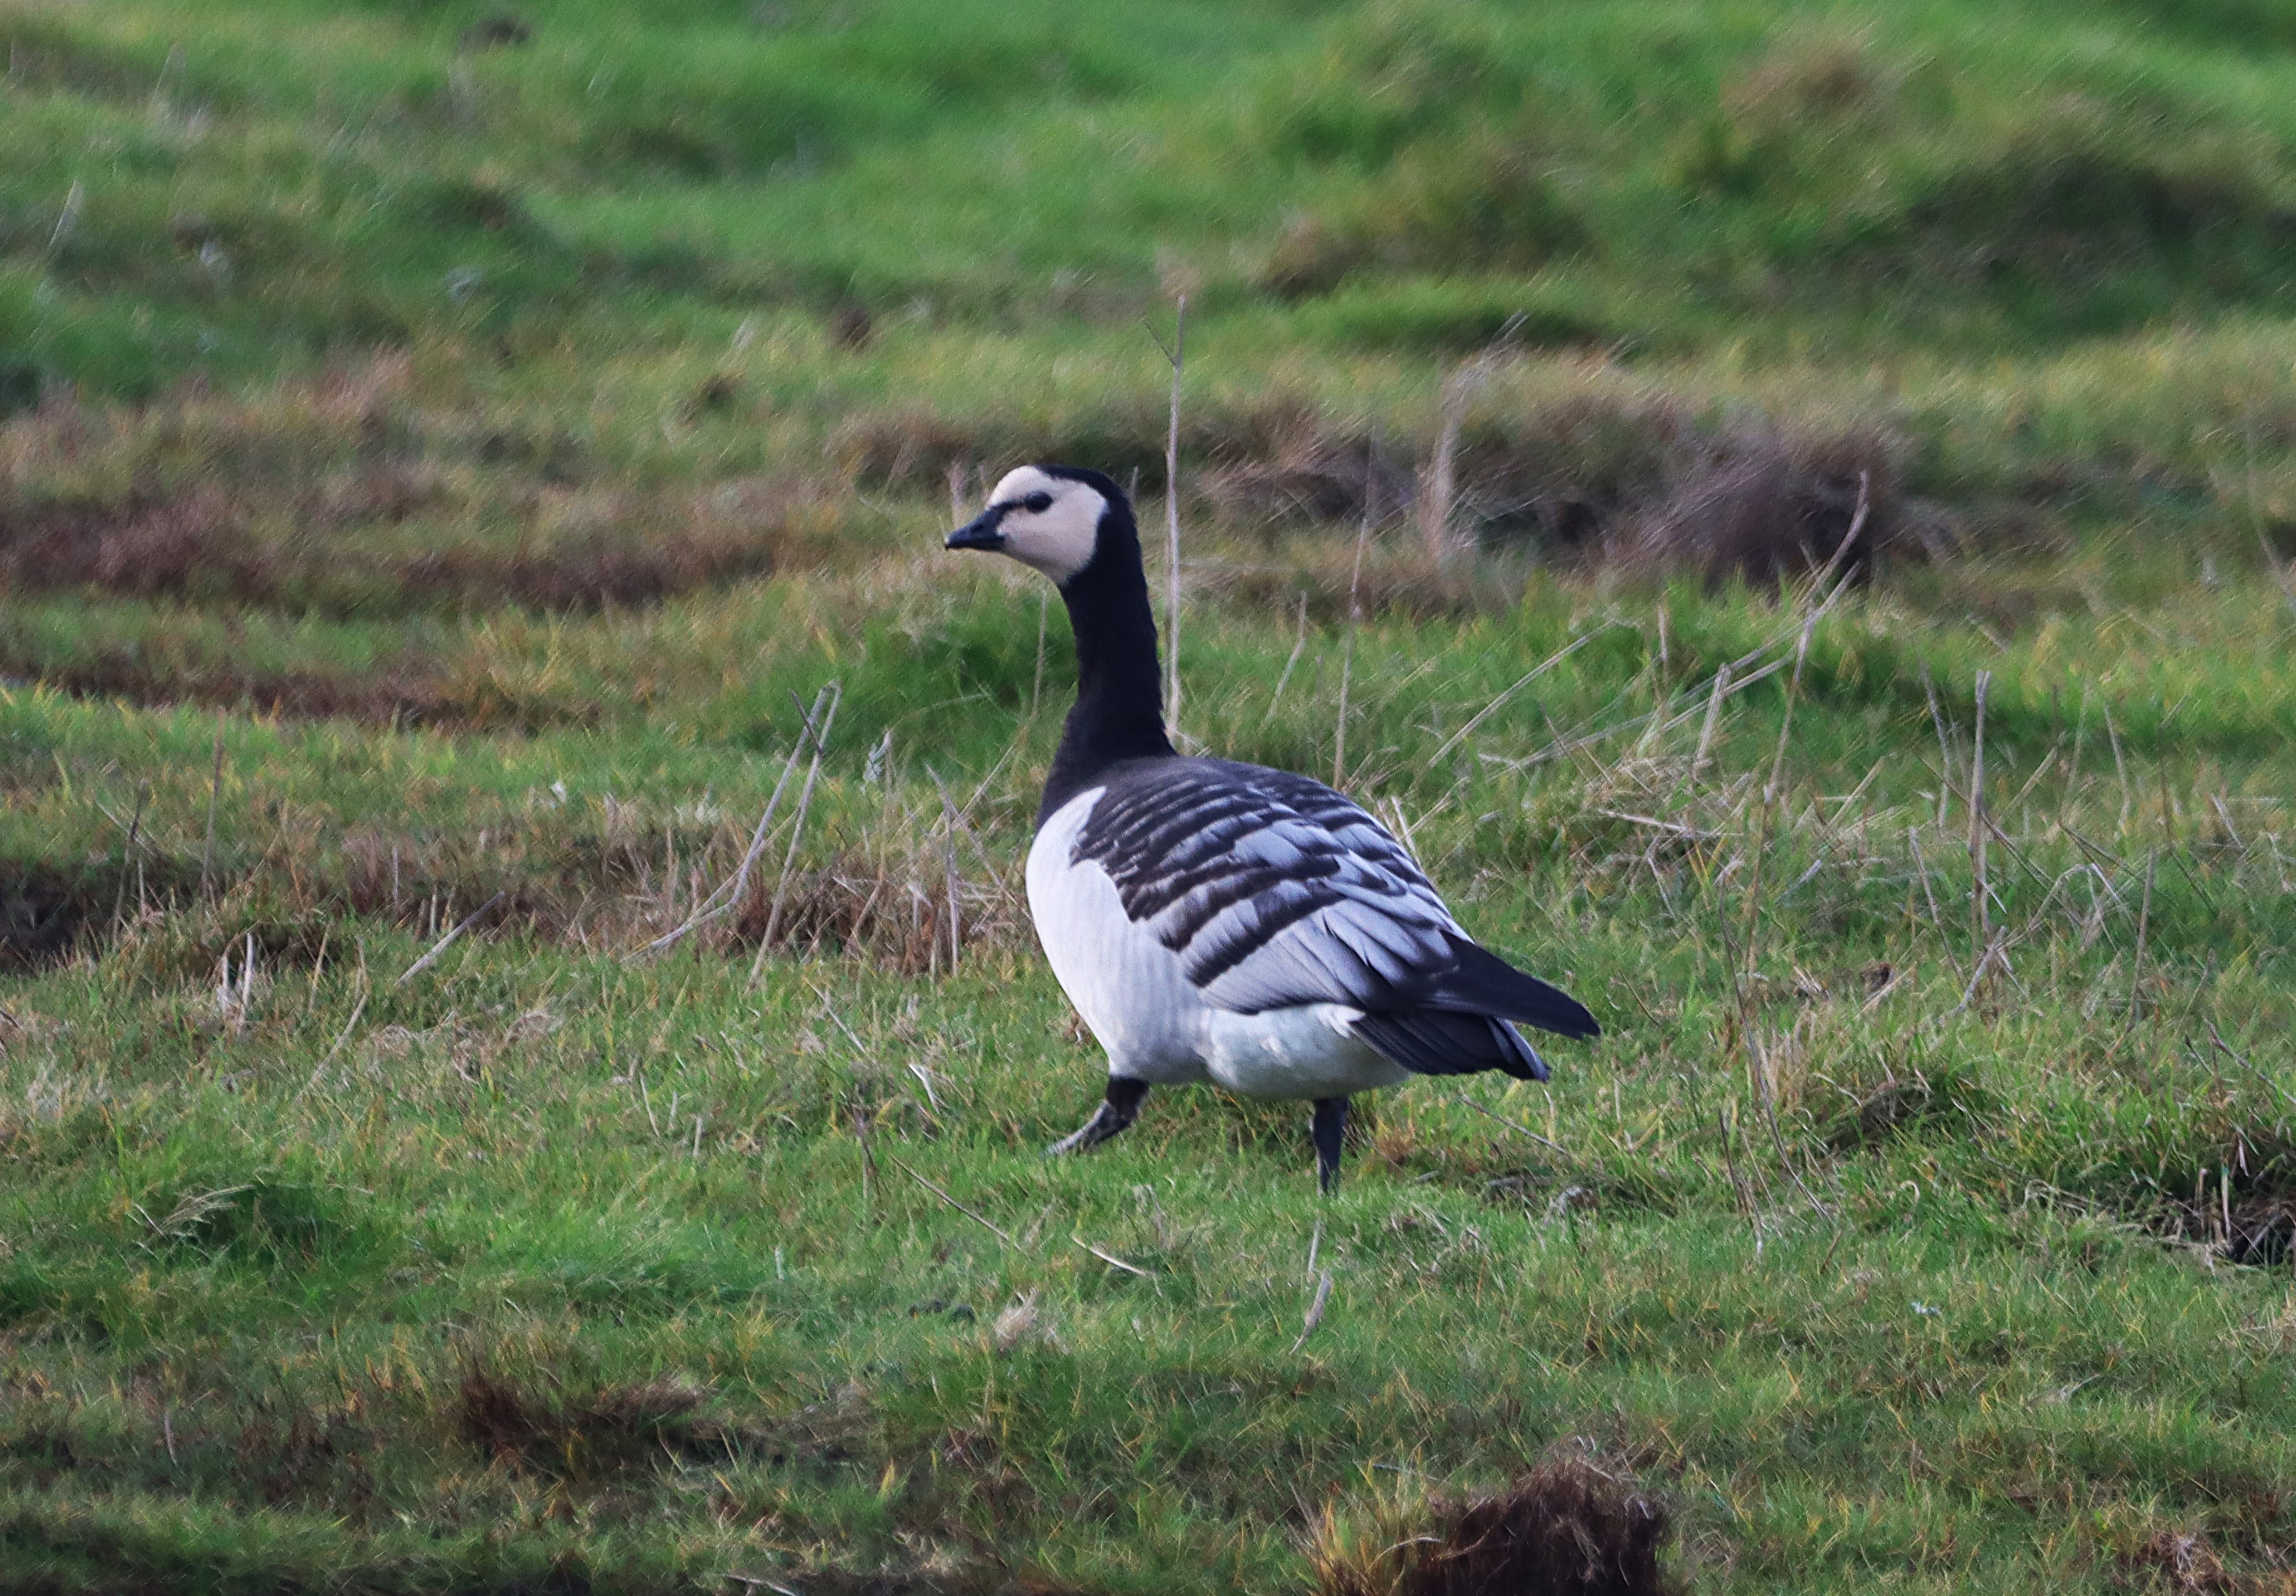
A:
[1261,593,1312,728]
[198,711,225,901]
[1335,450,1374,786]
[753,686,845,978]
[931,767,962,970]
[1073,1237,1155,1278]
[889,1156,1013,1245]
[1162,294,1187,728]
[1292,1270,1335,1353]
[1970,669,1993,969]
[634,683,831,957]
[1710,608,1824,1212]
[395,891,505,988]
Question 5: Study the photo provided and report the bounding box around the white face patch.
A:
[980,466,1104,584]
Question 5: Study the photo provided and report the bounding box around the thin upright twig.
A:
[1920,664,1955,829]
[2125,849,2157,1027]
[931,766,963,970]
[1162,293,1187,728]
[198,710,225,900]
[1333,444,1374,786]
[111,782,150,930]
[1969,670,1992,968]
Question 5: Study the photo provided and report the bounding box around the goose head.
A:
[945,464,1124,587]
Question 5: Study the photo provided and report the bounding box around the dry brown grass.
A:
[833,388,1917,588]
[0,645,473,725]
[0,362,851,613]
[1311,1457,1676,1596]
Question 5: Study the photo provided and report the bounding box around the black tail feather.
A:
[1433,939,1599,1039]
[1351,1010,1550,1082]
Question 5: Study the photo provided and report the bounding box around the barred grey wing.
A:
[1070,759,1464,1015]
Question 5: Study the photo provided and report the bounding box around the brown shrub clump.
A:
[1311,1458,1676,1596]
[1201,423,1416,528]
[1607,430,1903,588]
[0,486,270,600]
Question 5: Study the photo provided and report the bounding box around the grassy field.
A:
[6,1,2296,1592]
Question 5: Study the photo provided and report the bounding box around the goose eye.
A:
[1022,491,1053,513]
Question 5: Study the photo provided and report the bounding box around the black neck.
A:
[1041,501,1176,821]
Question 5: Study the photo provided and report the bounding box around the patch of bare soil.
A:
[1313,1457,1677,1596]
[0,865,126,971]
[456,1367,724,1481]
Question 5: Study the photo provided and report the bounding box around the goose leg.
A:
[1311,1097,1350,1194]
[1047,1076,1148,1156]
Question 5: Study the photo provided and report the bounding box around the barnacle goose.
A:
[947,464,1598,1191]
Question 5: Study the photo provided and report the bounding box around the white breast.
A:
[1028,789,1212,1085]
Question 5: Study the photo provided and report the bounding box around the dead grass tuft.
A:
[731,854,1028,973]
[1728,31,1888,126]
[2119,1526,2296,1595]
[1311,1456,1676,1596]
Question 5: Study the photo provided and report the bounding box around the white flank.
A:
[1028,790,1411,1100]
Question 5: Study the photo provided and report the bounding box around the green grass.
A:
[6,0,2296,1591]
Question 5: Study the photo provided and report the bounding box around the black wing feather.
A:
[1348,1012,1550,1081]
[1429,939,1599,1039]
